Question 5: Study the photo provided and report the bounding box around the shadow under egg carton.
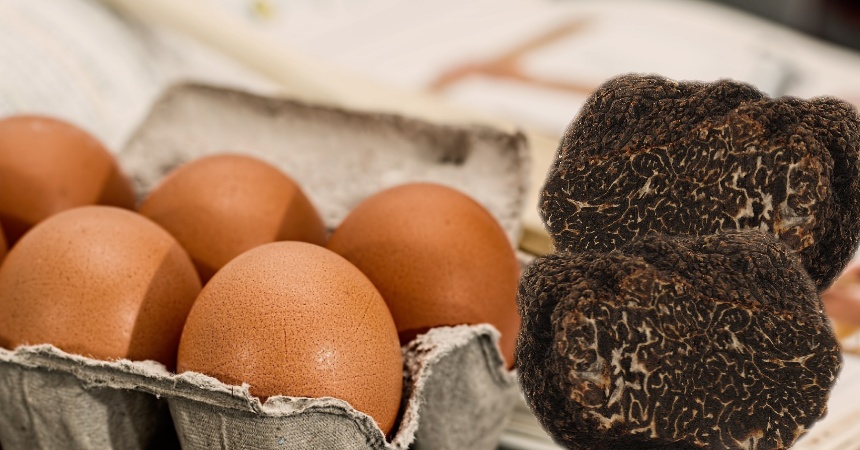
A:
[0,325,518,450]
[0,83,530,450]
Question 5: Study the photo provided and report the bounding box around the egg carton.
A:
[0,83,530,450]
[0,325,516,450]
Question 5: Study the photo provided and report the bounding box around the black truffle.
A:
[541,74,860,290]
[517,231,841,450]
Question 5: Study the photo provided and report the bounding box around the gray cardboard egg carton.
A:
[0,83,530,450]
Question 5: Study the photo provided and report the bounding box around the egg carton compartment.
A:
[120,83,529,245]
[0,83,530,450]
[0,325,517,450]
[0,347,177,450]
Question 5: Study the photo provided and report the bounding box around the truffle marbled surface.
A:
[517,231,841,450]
[541,74,860,290]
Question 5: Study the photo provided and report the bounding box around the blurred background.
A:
[4,0,860,148]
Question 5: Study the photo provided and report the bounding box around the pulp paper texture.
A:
[0,326,518,450]
[121,83,530,245]
[0,83,530,450]
[0,350,176,450]
[167,325,519,450]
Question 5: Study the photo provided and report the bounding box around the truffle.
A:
[517,231,841,450]
[540,74,860,290]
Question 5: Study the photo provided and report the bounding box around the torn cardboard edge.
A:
[0,324,516,449]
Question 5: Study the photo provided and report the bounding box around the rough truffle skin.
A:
[540,74,860,290]
[517,231,841,450]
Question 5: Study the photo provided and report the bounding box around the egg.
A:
[177,241,403,434]
[0,206,201,370]
[326,183,520,367]
[0,115,136,245]
[139,154,327,283]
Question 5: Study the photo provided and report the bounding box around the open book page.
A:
[0,0,272,151]
[208,0,860,135]
[0,0,165,149]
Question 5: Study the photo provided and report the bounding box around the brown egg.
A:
[0,115,136,245]
[139,154,327,283]
[177,241,402,434]
[327,183,520,367]
[0,206,201,370]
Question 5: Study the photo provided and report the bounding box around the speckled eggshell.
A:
[138,154,327,283]
[0,115,136,245]
[326,182,521,367]
[176,241,403,434]
[0,206,201,370]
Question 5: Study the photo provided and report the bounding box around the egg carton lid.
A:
[119,82,530,245]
